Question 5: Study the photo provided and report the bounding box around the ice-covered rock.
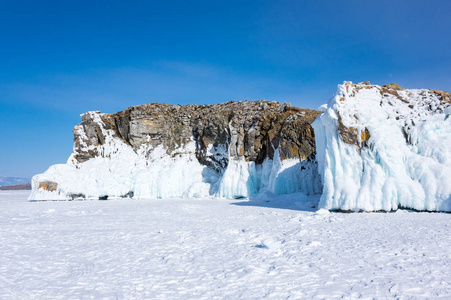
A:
[29,82,451,212]
[313,81,451,212]
[29,100,321,200]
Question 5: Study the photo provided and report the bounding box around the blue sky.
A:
[1,0,450,178]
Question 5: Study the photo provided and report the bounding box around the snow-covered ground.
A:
[1,191,450,299]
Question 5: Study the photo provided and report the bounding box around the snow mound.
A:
[313,81,451,211]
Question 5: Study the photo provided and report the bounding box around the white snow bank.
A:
[3,191,451,299]
[313,82,451,211]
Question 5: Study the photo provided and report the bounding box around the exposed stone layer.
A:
[337,113,371,148]
[73,100,321,170]
[38,181,58,192]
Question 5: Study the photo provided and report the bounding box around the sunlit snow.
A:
[1,191,450,299]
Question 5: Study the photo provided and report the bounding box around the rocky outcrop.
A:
[73,100,321,170]
[38,181,58,192]
[30,81,450,211]
[30,100,323,201]
[337,113,371,148]
[313,81,451,212]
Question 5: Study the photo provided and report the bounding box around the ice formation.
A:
[29,109,321,201]
[218,150,321,199]
[29,82,451,212]
[313,82,451,211]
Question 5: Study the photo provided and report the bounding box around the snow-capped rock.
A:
[29,100,322,201]
[29,82,451,212]
[313,81,451,212]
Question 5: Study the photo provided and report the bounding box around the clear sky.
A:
[1,0,450,178]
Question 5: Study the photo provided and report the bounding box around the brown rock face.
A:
[431,90,451,104]
[337,113,371,148]
[337,113,360,147]
[38,181,58,192]
[73,100,321,171]
[338,82,449,148]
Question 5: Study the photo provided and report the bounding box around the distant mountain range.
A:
[0,183,31,190]
[0,176,30,187]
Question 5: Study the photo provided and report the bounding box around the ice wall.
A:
[313,82,451,211]
[217,150,321,199]
[29,146,320,201]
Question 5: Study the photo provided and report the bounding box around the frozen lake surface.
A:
[1,190,450,299]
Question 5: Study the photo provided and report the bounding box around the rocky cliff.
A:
[73,101,320,170]
[30,100,322,201]
[29,82,451,212]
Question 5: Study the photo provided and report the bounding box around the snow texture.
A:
[2,191,450,299]
[313,82,451,211]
